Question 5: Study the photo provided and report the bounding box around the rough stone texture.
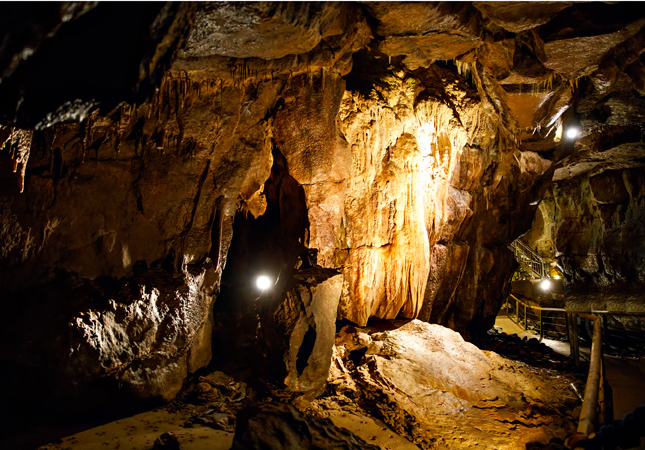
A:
[524,20,645,311]
[0,2,196,129]
[2,0,645,423]
[336,63,554,336]
[367,2,481,70]
[232,401,380,450]
[264,269,343,398]
[473,2,574,33]
[328,320,578,449]
[182,2,349,60]
[0,71,282,405]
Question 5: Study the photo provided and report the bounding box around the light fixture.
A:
[565,127,579,139]
[554,275,561,280]
[256,275,272,291]
[539,279,551,291]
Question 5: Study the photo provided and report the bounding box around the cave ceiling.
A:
[0,0,644,407]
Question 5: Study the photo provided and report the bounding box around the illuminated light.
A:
[256,275,272,291]
[539,279,551,291]
[565,127,579,139]
[554,275,561,280]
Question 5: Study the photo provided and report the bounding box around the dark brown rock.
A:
[474,1,574,33]
[153,432,183,450]
[0,3,196,129]
[231,401,380,450]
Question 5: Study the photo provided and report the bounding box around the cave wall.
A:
[524,21,645,309]
[2,1,645,408]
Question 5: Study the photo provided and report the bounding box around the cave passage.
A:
[1,2,645,449]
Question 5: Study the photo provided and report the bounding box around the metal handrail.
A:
[503,295,609,447]
[509,239,548,279]
[506,294,565,341]
[574,314,604,448]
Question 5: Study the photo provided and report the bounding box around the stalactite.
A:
[3,128,34,193]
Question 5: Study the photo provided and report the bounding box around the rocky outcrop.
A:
[263,269,343,398]
[2,1,645,416]
[327,320,578,449]
[232,402,380,450]
[524,10,645,310]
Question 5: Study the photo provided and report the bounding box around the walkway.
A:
[495,314,645,450]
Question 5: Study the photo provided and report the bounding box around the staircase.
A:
[509,239,548,279]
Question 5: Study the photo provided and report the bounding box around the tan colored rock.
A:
[543,19,645,78]
[365,1,481,69]
[181,2,348,60]
[265,269,343,398]
[329,321,577,449]
[474,1,574,33]
[379,35,480,70]
[365,1,480,37]
[272,72,351,267]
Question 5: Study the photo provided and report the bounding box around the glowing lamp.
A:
[554,275,561,280]
[539,279,551,291]
[565,127,579,139]
[256,275,272,291]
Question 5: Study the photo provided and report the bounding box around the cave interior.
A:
[1,2,645,449]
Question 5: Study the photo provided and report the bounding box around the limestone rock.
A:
[262,268,343,398]
[474,2,574,33]
[329,320,577,449]
[231,401,380,450]
[181,2,348,60]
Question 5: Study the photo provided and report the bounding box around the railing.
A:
[509,239,548,279]
[504,295,607,446]
[574,313,605,448]
[501,295,645,447]
[505,294,566,342]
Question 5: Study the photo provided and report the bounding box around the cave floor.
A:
[35,408,234,450]
[495,313,645,450]
[11,319,585,450]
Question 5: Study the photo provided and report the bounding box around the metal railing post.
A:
[567,311,580,369]
[576,315,603,439]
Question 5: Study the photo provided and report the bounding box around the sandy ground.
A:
[29,400,420,450]
[35,408,234,450]
[314,403,420,450]
[8,315,640,450]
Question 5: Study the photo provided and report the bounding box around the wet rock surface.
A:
[474,328,577,372]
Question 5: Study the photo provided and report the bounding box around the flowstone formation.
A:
[1,1,644,435]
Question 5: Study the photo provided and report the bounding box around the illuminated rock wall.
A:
[1,2,645,409]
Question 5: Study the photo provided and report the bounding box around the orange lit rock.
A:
[473,1,574,33]
[329,320,577,449]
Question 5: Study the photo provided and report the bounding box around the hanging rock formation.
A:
[1,1,644,419]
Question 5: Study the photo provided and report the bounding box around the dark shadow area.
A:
[210,143,310,385]
[296,325,317,376]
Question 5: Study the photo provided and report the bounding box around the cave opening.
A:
[211,142,311,381]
